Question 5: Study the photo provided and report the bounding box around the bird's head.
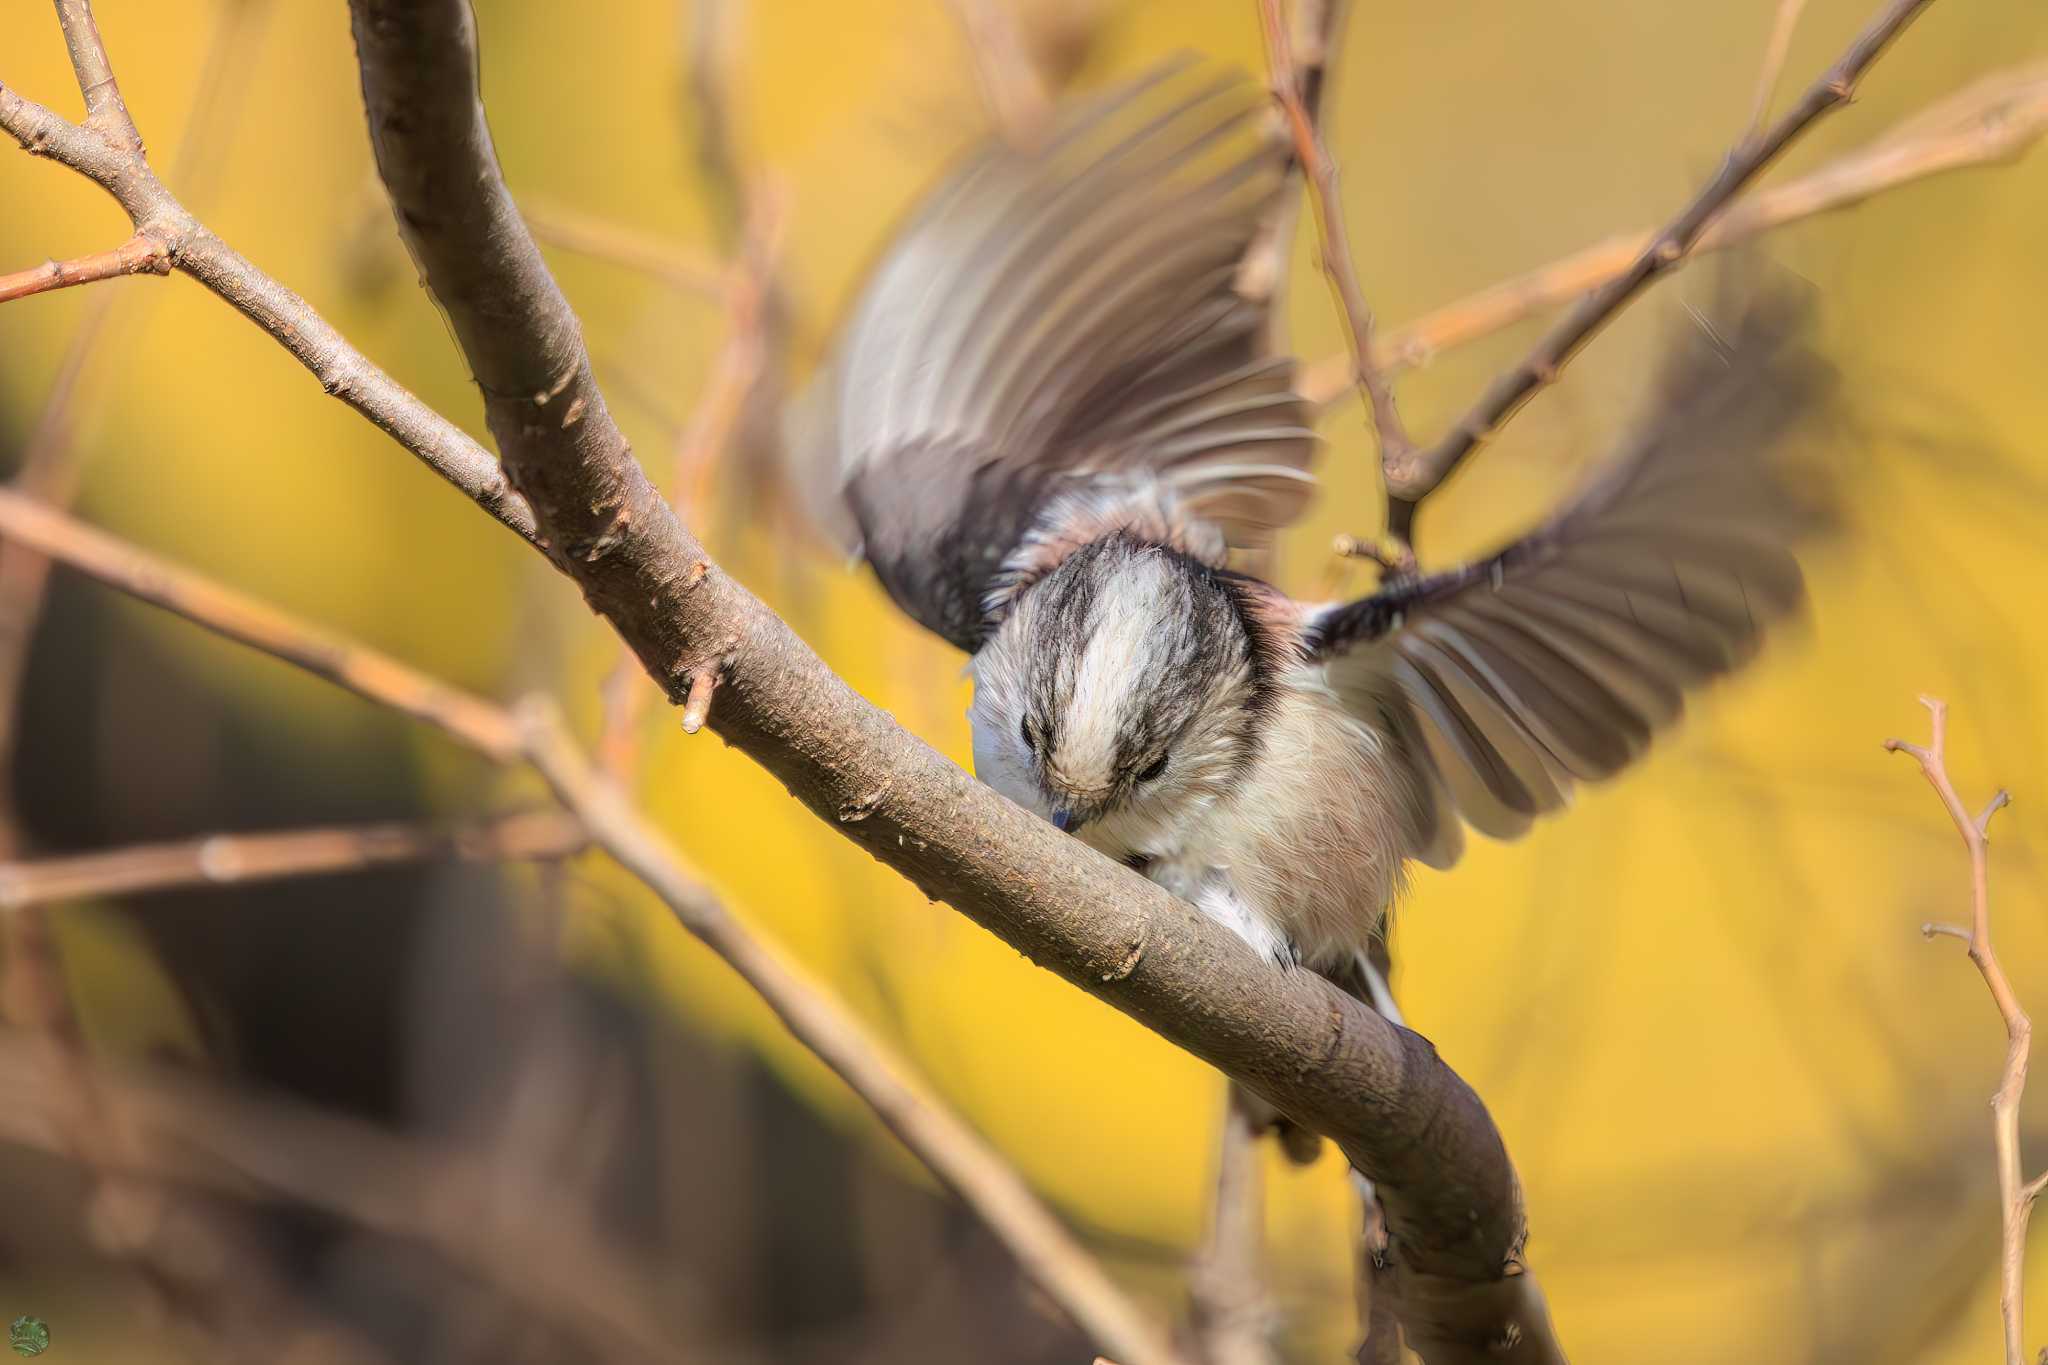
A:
[970,533,1275,846]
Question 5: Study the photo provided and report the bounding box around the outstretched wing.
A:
[1303,281,1839,867]
[812,60,1318,652]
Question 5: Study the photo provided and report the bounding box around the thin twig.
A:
[948,0,1054,147]
[0,808,587,909]
[1885,696,2035,1365]
[523,198,726,298]
[0,231,169,302]
[53,0,141,152]
[1747,0,1813,141]
[0,1031,695,1361]
[0,489,524,759]
[517,699,1190,1365]
[1189,1093,1277,1365]
[0,77,540,540]
[1298,60,2048,406]
[1,481,1183,1365]
[1256,0,1414,481]
[0,0,272,856]
[1383,0,1936,531]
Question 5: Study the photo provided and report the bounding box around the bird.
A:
[799,59,1836,978]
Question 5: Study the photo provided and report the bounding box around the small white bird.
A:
[806,61,1834,976]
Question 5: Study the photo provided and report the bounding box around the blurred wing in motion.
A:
[808,59,1318,651]
[1304,280,1840,866]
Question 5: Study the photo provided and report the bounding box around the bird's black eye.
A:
[1136,754,1168,784]
[1019,717,1036,753]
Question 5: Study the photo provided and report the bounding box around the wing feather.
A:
[808,62,1317,651]
[1306,277,1838,863]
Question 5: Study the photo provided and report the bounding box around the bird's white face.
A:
[968,536,1263,861]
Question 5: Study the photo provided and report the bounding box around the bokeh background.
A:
[4,0,2048,1360]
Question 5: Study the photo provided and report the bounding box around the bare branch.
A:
[1383,0,1936,522]
[1256,0,1414,478]
[1886,696,2037,1364]
[1298,61,2048,406]
[523,197,726,298]
[0,230,169,303]
[1746,0,1812,141]
[0,79,539,541]
[1189,1092,1278,1365]
[0,482,1180,1365]
[0,1029,695,1361]
[0,0,269,860]
[0,809,587,909]
[949,0,1054,146]
[337,6,1562,1358]
[53,0,140,151]
[0,489,525,760]
[519,699,1188,1365]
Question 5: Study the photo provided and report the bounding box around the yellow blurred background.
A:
[5,0,2048,1361]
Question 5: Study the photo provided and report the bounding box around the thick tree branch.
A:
[0,808,587,909]
[1382,0,1935,533]
[338,5,1556,1360]
[0,230,169,302]
[0,492,1181,1365]
[1298,60,2048,407]
[1886,697,2037,1365]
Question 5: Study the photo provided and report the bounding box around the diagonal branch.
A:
[336,6,1565,1360]
[0,489,1183,1365]
[1297,60,2048,407]
[0,808,587,909]
[1382,0,1936,533]
[0,80,539,542]
[0,230,170,303]
[0,488,525,759]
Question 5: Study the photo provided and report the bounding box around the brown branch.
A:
[949,0,1054,147]
[1746,0,1812,140]
[0,230,169,302]
[0,1030,694,1362]
[523,198,726,298]
[0,0,269,858]
[519,700,1188,1365]
[1256,0,1415,483]
[0,487,1181,1365]
[1885,697,2036,1365]
[0,488,525,760]
[14,3,1588,1357]
[0,80,539,541]
[340,6,1559,1360]
[1381,0,1936,528]
[1189,1093,1277,1365]
[1297,60,2048,407]
[53,0,140,152]
[0,808,587,909]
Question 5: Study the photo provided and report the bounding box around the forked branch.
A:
[1886,697,2036,1365]
[1383,0,1935,535]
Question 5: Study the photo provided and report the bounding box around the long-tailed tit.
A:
[801,61,1836,974]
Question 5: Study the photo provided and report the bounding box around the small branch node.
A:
[679,668,718,735]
